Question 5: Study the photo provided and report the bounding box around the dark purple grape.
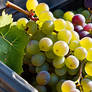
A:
[84,0,92,8]
[36,71,50,85]
[74,25,83,33]
[79,30,90,39]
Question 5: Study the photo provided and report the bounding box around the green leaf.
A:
[0,25,29,74]
[0,11,13,27]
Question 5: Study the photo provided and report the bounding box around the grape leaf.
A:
[0,11,13,27]
[0,24,29,74]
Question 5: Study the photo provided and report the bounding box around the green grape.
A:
[53,56,65,69]
[53,9,64,18]
[36,85,47,92]
[55,66,67,76]
[61,80,76,92]
[71,31,79,41]
[70,89,80,92]
[63,11,74,21]
[35,3,49,17]
[85,62,92,76]
[31,53,46,66]
[32,31,46,41]
[54,19,66,31]
[87,48,92,62]
[67,68,79,76]
[39,37,53,51]
[45,50,56,59]
[80,37,92,50]
[41,20,54,35]
[36,71,50,85]
[26,40,40,55]
[56,80,65,92]
[26,20,38,35]
[48,73,58,86]
[74,47,87,61]
[36,63,49,73]
[26,0,38,11]
[17,18,28,29]
[69,40,80,51]
[39,11,54,23]
[57,29,72,43]
[81,10,90,18]
[53,41,69,56]
[47,32,57,43]
[81,78,92,92]
[65,21,74,31]
[65,55,79,69]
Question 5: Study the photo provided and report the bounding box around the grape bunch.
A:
[9,0,92,92]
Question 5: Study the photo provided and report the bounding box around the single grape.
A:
[80,37,92,50]
[74,47,87,61]
[53,56,65,69]
[47,33,57,43]
[26,0,38,11]
[35,3,49,17]
[79,31,90,39]
[53,9,64,18]
[81,78,92,92]
[65,55,79,69]
[48,73,58,86]
[69,40,80,51]
[65,21,74,31]
[31,53,46,66]
[32,31,46,41]
[74,25,83,33]
[36,63,49,73]
[85,62,92,76]
[83,23,92,32]
[39,11,54,22]
[71,31,80,41]
[26,20,38,35]
[17,18,28,29]
[70,89,80,92]
[67,68,79,76]
[72,14,85,26]
[39,37,53,51]
[54,19,66,31]
[36,85,47,92]
[55,66,67,76]
[36,71,50,85]
[87,48,92,62]
[41,20,54,35]
[53,41,69,56]
[81,10,90,18]
[63,11,74,21]
[26,40,40,55]
[57,29,72,43]
[61,80,76,92]
[45,50,56,59]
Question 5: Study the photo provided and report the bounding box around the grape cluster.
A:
[14,1,92,92]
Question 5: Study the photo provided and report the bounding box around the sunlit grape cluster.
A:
[14,0,92,92]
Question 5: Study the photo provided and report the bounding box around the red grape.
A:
[72,14,85,26]
[83,23,92,32]
[74,25,83,33]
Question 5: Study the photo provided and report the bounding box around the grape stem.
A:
[6,1,38,21]
[75,61,86,92]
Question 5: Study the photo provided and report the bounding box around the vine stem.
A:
[6,1,29,16]
[6,1,38,21]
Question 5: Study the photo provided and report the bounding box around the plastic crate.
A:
[0,61,38,92]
